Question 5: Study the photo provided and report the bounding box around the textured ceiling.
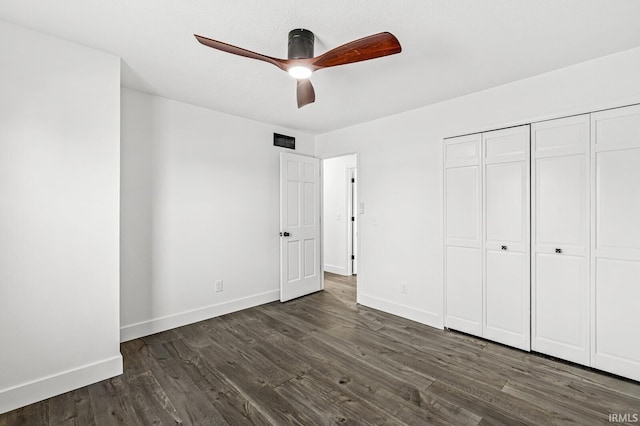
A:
[2,1,640,134]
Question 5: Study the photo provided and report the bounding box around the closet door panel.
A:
[484,129,529,161]
[484,250,528,349]
[534,253,588,362]
[445,246,482,335]
[444,134,482,336]
[483,126,530,351]
[592,105,640,381]
[485,162,526,247]
[596,148,640,254]
[445,166,481,244]
[531,115,590,365]
[594,258,640,380]
[536,155,586,246]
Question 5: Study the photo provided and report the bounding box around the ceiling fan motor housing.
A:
[288,29,314,59]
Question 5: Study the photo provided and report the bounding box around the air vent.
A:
[274,133,295,150]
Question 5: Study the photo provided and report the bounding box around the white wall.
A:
[315,46,640,328]
[120,88,314,341]
[323,155,357,275]
[0,21,122,414]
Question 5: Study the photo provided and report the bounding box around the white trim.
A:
[120,290,279,342]
[324,264,349,276]
[359,293,442,329]
[0,355,122,415]
[345,165,354,277]
[319,158,325,292]
[445,98,640,141]
[316,152,361,306]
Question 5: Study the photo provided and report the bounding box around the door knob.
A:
[555,248,562,254]
[501,245,507,251]
[280,232,291,237]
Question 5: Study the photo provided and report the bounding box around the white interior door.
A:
[444,134,483,336]
[591,105,640,381]
[280,152,322,302]
[483,125,531,351]
[531,115,590,365]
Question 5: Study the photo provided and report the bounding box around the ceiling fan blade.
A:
[297,79,315,108]
[311,32,401,70]
[194,34,288,71]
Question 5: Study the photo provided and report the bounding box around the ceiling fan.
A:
[194,29,402,108]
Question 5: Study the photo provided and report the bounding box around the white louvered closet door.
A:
[483,125,531,351]
[531,115,590,366]
[591,105,640,381]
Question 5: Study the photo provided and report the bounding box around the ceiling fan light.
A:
[288,66,312,80]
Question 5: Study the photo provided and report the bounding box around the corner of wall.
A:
[120,290,279,342]
[0,356,122,415]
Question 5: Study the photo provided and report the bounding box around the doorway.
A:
[322,154,358,291]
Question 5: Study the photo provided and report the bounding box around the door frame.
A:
[320,153,360,302]
[347,167,357,276]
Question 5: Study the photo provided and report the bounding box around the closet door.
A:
[483,126,531,351]
[591,105,640,381]
[444,134,482,336]
[531,115,590,365]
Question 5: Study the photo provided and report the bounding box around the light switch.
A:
[359,202,365,214]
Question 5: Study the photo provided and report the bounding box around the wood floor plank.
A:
[501,380,611,425]
[483,340,640,402]
[140,338,230,425]
[288,334,477,425]
[226,311,454,425]
[428,381,531,426]
[119,340,183,425]
[261,299,345,333]
[201,326,305,387]
[196,344,319,426]
[273,374,398,426]
[335,334,571,425]
[1,399,49,426]
[163,338,273,425]
[48,387,96,426]
[294,294,386,332]
[86,376,144,426]
[2,272,639,425]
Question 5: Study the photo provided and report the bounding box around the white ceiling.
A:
[2,1,640,134]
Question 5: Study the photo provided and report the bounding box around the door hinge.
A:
[351,255,355,260]
[351,216,355,221]
[351,178,355,183]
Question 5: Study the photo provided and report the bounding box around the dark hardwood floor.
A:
[2,272,640,425]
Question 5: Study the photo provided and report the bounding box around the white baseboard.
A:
[358,293,443,329]
[120,289,280,342]
[0,355,122,415]
[324,264,349,275]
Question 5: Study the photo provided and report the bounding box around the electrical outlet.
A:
[215,280,223,292]
[400,282,408,294]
